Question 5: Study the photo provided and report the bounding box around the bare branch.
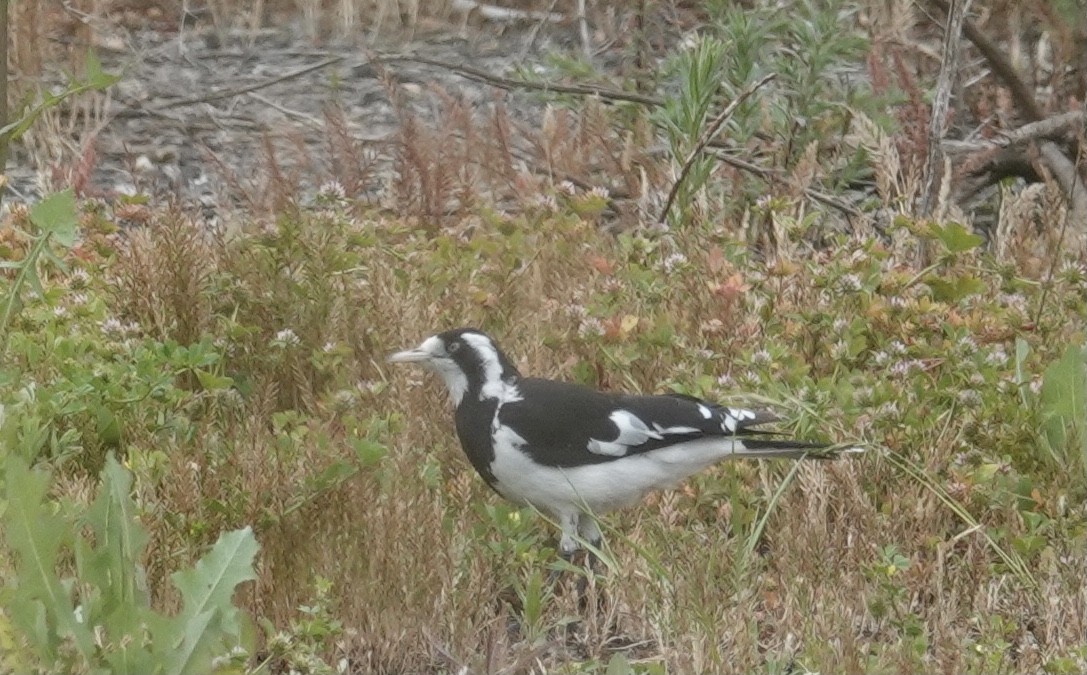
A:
[919,0,971,220]
[927,0,1044,122]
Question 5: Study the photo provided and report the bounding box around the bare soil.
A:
[6,14,593,218]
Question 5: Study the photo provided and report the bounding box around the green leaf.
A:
[95,405,122,447]
[1039,343,1086,464]
[85,456,150,612]
[350,437,388,466]
[1015,338,1032,407]
[83,49,121,90]
[930,221,984,253]
[606,651,634,675]
[163,610,219,675]
[165,527,259,675]
[29,190,78,248]
[194,368,234,391]
[926,274,985,302]
[3,457,95,663]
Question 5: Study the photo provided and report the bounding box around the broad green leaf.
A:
[29,190,78,247]
[194,368,234,391]
[3,457,94,662]
[162,609,219,675]
[171,527,259,642]
[1040,343,1086,461]
[86,456,150,612]
[930,221,984,253]
[926,275,985,302]
[350,437,388,466]
[95,405,122,447]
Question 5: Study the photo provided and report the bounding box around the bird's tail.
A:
[735,438,864,460]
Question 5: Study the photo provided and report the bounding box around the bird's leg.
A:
[546,512,583,587]
[577,515,604,574]
[558,511,582,562]
[573,514,608,615]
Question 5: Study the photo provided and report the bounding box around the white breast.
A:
[488,424,743,517]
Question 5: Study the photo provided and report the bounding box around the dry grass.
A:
[3,0,1087,673]
[77,199,1083,673]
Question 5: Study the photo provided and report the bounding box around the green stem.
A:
[0,231,52,357]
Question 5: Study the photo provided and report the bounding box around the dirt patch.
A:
[6,16,595,219]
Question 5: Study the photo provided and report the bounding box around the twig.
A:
[710,150,861,218]
[576,0,592,59]
[927,0,1044,122]
[657,74,776,226]
[450,0,564,23]
[376,54,664,108]
[152,56,345,111]
[1032,130,1087,326]
[246,91,325,129]
[919,0,971,220]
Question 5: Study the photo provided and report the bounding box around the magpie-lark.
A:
[390,328,860,560]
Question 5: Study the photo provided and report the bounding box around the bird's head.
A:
[389,328,522,406]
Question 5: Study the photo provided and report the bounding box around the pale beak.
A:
[388,347,432,363]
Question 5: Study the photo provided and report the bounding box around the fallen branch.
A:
[152,56,345,111]
[927,0,1044,122]
[1037,140,1087,229]
[450,0,564,23]
[375,54,664,108]
[919,0,971,221]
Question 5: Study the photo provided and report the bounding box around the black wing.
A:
[497,378,782,468]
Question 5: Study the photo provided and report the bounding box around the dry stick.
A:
[152,56,345,111]
[995,112,1087,147]
[928,0,1044,123]
[450,0,564,23]
[943,112,1087,153]
[657,74,777,226]
[246,92,325,129]
[1033,118,1087,326]
[919,0,971,221]
[1037,141,1087,226]
[711,151,861,218]
[377,54,664,107]
[0,0,9,182]
[931,0,1085,232]
[576,0,592,59]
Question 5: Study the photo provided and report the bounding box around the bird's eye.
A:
[447,341,461,354]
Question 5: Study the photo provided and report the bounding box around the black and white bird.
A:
[389,328,860,560]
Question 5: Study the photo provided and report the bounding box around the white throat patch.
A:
[416,336,469,406]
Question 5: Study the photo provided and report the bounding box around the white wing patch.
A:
[587,410,703,456]
[697,404,713,419]
[720,407,757,433]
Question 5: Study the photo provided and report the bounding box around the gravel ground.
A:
[5,14,598,219]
